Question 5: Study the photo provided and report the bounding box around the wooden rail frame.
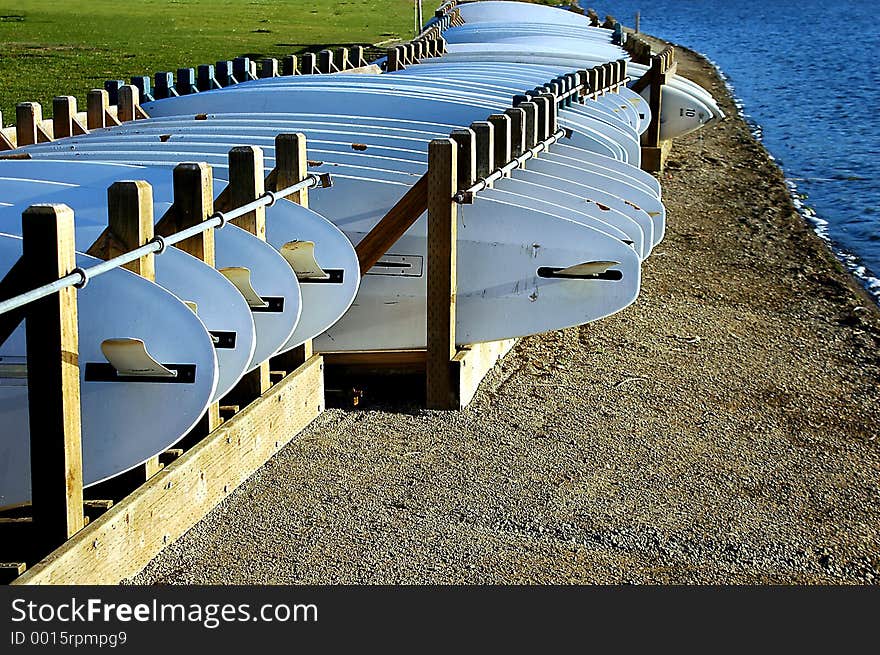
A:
[0,136,325,584]
[626,37,678,172]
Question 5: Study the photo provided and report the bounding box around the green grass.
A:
[0,0,414,123]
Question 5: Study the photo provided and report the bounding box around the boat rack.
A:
[0,33,643,586]
[332,60,628,409]
[0,135,326,585]
[0,48,377,152]
[625,39,678,172]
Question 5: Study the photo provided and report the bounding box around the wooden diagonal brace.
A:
[354,173,428,276]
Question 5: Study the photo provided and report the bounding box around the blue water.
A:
[585,0,880,299]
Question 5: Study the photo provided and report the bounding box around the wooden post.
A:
[470,121,494,180]
[104,181,163,479]
[52,97,77,140]
[86,89,108,130]
[301,53,317,75]
[318,50,335,74]
[516,100,539,149]
[387,47,402,72]
[281,55,298,76]
[227,147,271,397]
[426,139,458,410]
[339,48,351,71]
[635,11,640,33]
[117,85,139,123]
[22,204,85,547]
[352,46,366,68]
[644,57,663,148]
[488,114,511,171]
[271,133,309,207]
[16,102,41,147]
[504,107,526,158]
[540,93,558,137]
[449,128,476,189]
[268,133,313,369]
[259,58,279,78]
[107,181,155,279]
[155,163,221,431]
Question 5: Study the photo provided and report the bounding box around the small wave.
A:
[703,54,880,303]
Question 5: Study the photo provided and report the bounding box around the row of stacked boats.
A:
[0,1,721,506]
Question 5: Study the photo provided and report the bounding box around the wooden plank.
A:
[453,339,517,409]
[22,204,85,548]
[321,349,426,368]
[226,146,270,399]
[425,138,458,410]
[13,355,324,585]
[355,173,428,275]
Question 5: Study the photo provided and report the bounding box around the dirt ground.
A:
[130,42,880,585]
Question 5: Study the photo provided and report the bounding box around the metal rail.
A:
[0,172,331,316]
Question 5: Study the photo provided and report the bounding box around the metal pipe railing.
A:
[0,172,330,316]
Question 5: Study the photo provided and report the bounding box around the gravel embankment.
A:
[130,42,880,585]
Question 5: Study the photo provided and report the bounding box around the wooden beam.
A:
[355,173,428,275]
[14,356,324,585]
[426,139,458,410]
[22,204,85,548]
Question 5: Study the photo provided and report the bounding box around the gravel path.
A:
[130,43,880,585]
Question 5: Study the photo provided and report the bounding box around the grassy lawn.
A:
[0,0,415,122]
